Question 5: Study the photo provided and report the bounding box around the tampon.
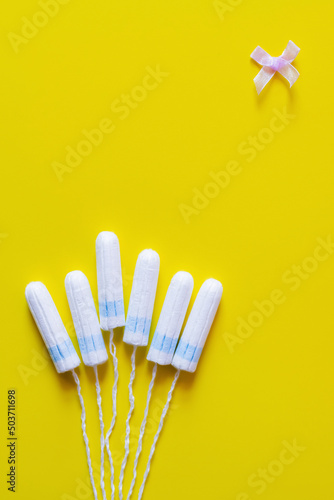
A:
[96,231,125,500]
[65,270,109,500]
[147,271,194,365]
[138,278,223,500]
[25,281,80,373]
[119,249,160,500]
[127,271,193,500]
[123,249,160,346]
[25,282,98,500]
[172,278,223,372]
[96,231,125,331]
[65,271,108,366]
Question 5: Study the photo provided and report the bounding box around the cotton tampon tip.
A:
[65,271,108,366]
[96,231,125,331]
[123,249,160,347]
[25,282,80,373]
[172,278,223,373]
[147,271,194,365]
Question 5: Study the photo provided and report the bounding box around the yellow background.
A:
[1,0,333,499]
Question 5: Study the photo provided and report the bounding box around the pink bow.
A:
[250,41,300,95]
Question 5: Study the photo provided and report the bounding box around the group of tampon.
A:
[25,232,223,500]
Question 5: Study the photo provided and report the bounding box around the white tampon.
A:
[25,282,81,373]
[25,282,98,500]
[126,271,193,500]
[138,278,223,500]
[65,271,108,366]
[96,231,125,500]
[96,231,125,331]
[172,278,223,373]
[65,271,109,500]
[147,271,194,365]
[123,249,160,346]
[119,249,160,500]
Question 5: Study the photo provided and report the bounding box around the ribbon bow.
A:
[251,41,300,95]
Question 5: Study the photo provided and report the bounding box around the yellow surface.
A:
[0,1,333,499]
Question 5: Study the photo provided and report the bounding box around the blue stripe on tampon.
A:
[125,316,151,337]
[175,340,202,363]
[48,339,76,363]
[151,332,178,354]
[99,300,124,318]
[77,334,106,355]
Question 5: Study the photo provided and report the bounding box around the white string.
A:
[126,363,157,500]
[119,345,137,500]
[104,330,118,500]
[138,369,180,500]
[94,366,107,500]
[71,370,99,500]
